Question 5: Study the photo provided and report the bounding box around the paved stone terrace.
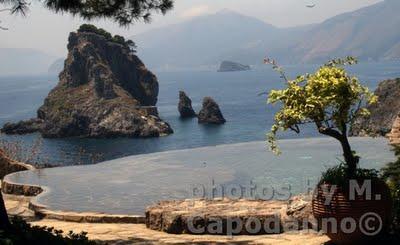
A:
[4,193,330,244]
[30,220,330,244]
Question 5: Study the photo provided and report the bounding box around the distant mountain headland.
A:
[3,1,399,75]
[217,61,250,72]
[133,0,400,70]
[1,25,173,138]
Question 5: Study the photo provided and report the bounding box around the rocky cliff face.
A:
[350,78,400,136]
[2,26,173,138]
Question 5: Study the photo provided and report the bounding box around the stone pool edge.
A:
[2,171,145,224]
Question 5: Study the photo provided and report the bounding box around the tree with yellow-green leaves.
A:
[266,56,377,177]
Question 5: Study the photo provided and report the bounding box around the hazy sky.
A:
[0,0,382,57]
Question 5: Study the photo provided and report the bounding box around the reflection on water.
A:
[6,137,395,215]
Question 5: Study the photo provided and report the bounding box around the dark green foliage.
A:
[319,162,379,188]
[112,35,126,45]
[0,217,95,245]
[78,24,112,40]
[382,145,400,233]
[0,0,174,26]
[77,24,137,52]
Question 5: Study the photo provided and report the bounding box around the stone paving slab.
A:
[30,220,330,244]
[146,197,314,235]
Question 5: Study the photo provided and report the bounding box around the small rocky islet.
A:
[2,25,173,138]
[217,60,251,72]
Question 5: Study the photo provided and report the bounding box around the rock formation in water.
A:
[2,118,44,135]
[198,97,226,124]
[350,78,400,136]
[178,91,196,118]
[217,61,251,72]
[1,25,173,138]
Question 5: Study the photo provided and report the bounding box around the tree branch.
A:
[315,121,343,141]
[289,125,300,134]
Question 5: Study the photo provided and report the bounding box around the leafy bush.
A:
[78,24,112,40]
[0,217,95,245]
[382,145,400,233]
[111,35,125,45]
[319,162,379,188]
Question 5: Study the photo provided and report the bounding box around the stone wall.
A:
[0,149,34,180]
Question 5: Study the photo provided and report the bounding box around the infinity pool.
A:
[5,137,395,215]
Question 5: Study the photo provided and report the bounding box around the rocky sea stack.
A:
[1,25,173,138]
[350,78,400,137]
[198,97,226,124]
[178,91,196,118]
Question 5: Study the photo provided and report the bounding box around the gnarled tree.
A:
[266,57,377,177]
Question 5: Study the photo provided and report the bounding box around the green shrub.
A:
[78,24,112,40]
[111,35,125,45]
[77,24,136,52]
[0,217,95,245]
[319,162,379,188]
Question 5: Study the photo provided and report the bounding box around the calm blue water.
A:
[1,61,400,166]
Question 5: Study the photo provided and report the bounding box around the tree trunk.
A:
[316,122,359,177]
[0,191,10,230]
[339,135,359,177]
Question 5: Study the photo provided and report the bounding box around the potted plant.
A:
[265,57,392,244]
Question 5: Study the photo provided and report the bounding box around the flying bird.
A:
[306,4,316,8]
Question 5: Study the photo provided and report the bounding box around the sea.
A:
[1,61,400,166]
